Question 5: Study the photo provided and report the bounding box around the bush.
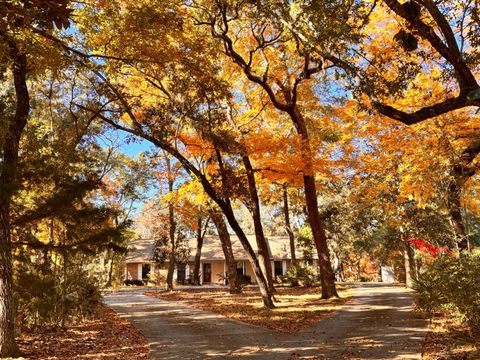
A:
[15,263,101,330]
[238,274,251,285]
[124,279,145,286]
[148,270,166,286]
[285,262,319,287]
[413,253,480,331]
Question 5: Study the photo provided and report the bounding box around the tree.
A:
[99,153,149,287]
[0,1,73,355]
[70,0,276,307]
[209,210,241,293]
[194,0,340,298]
[0,36,29,358]
[283,184,297,267]
[372,0,480,123]
[192,215,210,286]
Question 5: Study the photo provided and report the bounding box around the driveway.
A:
[104,284,427,359]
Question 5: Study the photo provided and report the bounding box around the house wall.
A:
[244,261,256,282]
[126,263,140,280]
[202,260,225,284]
[126,258,301,284]
[243,260,292,284]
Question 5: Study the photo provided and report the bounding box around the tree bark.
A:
[403,235,416,287]
[165,157,176,291]
[292,110,338,298]
[446,141,480,251]
[448,179,468,250]
[192,217,204,285]
[223,206,274,307]
[106,252,115,287]
[371,0,480,123]
[283,185,297,263]
[213,148,274,307]
[210,211,241,293]
[303,175,338,298]
[0,41,29,358]
[242,155,275,292]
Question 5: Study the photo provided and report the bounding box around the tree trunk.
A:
[224,206,274,307]
[106,252,115,287]
[165,157,176,291]
[242,155,275,292]
[192,217,204,285]
[403,236,417,287]
[448,179,469,251]
[290,109,338,298]
[61,250,68,328]
[214,148,274,307]
[41,218,54,273]
[282,184,299,285]
[283,185,296,263]
[210,211,241,293]
[0,42,29,358]
[446,142,480,251]
[303,174,338,298]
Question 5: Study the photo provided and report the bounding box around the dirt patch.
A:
[145,285,351,332]
[17,303,149,359]
[422,312,479,360]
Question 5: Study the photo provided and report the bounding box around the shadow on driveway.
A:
[104,284,427,359]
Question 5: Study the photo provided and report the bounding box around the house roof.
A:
[125,235,313,263]
[125,238,156,263]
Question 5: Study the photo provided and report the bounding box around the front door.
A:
[203,263,211,283]
[142,263,151,280]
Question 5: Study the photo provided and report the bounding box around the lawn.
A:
[17,304,149,359]
[145,285,351,332]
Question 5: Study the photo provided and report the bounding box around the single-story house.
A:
[123,235,318,285]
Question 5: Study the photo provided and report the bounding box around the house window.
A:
[274,261,283,277]
[177,264,186,282]
[142,263,151,279]
[236,261,244,275]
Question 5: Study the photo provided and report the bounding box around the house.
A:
[123,235,318,285]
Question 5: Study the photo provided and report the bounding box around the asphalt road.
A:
[104,284,427,359]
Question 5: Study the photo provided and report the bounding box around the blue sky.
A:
[99,128,154,158]
[120,137,153,157]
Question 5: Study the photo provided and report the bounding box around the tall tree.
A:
[70,0,275,307]
[0,35,29,358]
[209,210,241,293]
[195,1,340,298]
[165,155,177,290]
[0,1,73,355]
[192,216,209,285]
[283,185,297,266]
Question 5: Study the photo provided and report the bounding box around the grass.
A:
[145,285,351,332]
[422,311,480,360]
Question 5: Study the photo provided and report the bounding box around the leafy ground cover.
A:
[145,285,351,332]
[16,303,149,359]
[423,312,480,360]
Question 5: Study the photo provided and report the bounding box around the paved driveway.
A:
[104,284,427,359]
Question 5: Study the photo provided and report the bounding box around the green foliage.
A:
[285,262,318,287]
[14,253,101,330]
[297,225,315,262]
[237,274,252,285]
[413,253,480,332]
[153,233,190,265]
